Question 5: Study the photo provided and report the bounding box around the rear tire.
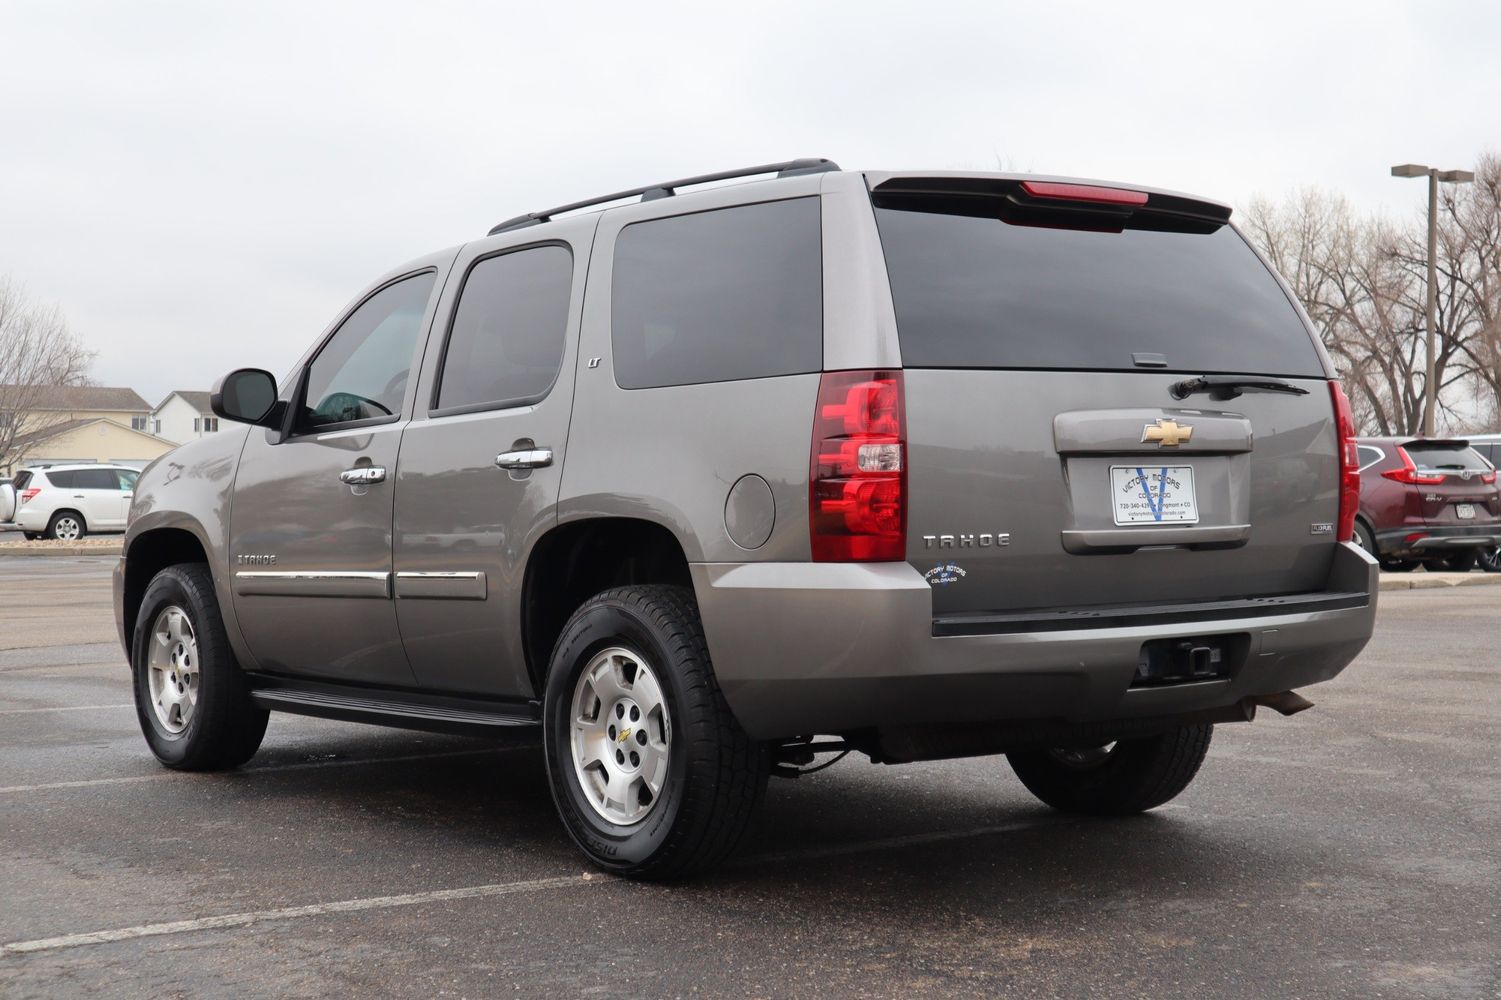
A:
[1380,559,1418,572]
[46,511,86,541]
[1479,548,1501,573]
[1352,521,1377,558]
[543,584,769,881]
[1425,551,1478,573]
[1007,724,1213,816]
[132,563,268,771]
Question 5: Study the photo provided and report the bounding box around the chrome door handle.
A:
[495,448,553,470]
[339,466,387,485]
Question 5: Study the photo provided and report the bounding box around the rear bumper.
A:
[1375,524,1501,556]
[692,543,1378,741]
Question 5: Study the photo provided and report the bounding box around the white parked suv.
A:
[0,464,139,540]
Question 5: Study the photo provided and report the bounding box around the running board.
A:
[247,676,540,737]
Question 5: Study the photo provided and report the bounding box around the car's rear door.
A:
[868,175,1342,619]
[391,220,594,697]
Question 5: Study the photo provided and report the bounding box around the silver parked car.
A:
[114,159,1377,879]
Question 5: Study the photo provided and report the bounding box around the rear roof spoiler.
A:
[1399,439,1470,449]
[869,173,1232,227]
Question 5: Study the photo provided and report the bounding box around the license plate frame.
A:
[1456,503,1476,520]
[1110,465,1199,526]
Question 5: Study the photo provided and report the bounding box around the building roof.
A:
[0,384,151,413]
[9,416,172,452]
[156,390,213,413]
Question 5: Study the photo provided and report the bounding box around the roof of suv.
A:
[25,463,137,473]
[480,158,1235,241]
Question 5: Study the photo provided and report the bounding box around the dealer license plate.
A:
[1111,466,1199,525]
[1456,503,1475,519]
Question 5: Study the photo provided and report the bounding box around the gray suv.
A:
[114,159,1378,879]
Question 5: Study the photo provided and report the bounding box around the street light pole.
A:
[1391,163,1475,437]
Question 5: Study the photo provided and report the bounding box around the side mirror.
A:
[211,368,280,426]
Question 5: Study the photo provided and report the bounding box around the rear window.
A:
[1404,443,1491,474]
[872,192,1324,376]
[436,245,573,412]
[13,471,32,490]
[611,198,822,389]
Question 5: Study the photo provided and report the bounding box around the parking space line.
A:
[0,703,133,715]
[0,874,597,957]
[0,746,531,795]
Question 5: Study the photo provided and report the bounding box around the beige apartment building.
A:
[0,385,176,475]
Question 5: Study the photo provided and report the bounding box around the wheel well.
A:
[522,518,691,693]
[50,508,85,525]
[123,528,209,639]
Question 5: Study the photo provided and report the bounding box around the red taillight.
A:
[19,488,40,505]
[1329,382,1360,543]
[1381,447,1446,485]
[1482,469,1497,485]
[810,370,906,561]
[1019,180,1149,206]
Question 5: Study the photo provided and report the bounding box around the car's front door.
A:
[230,260,451,686]
[392,221,594,697]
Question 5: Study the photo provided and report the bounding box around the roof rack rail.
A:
[486,157,840,236]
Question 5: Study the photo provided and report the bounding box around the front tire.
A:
[543,585,768,881]
[47,511,86,541]
[1007,724,1213,816]
[132,563,268,770]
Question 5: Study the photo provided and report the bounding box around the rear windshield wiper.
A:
[1170,375,1310,401]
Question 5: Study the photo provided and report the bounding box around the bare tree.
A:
[0,276,96,471]
[1244,163,1501,436]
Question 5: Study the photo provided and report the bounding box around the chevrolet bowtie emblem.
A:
[617,727,633,744]
[1142,418,1193,447]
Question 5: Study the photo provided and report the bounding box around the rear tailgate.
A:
[871,176,1342,618]
[1400,441,1501,527]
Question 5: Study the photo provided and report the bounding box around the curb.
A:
[0,545,122,558]
[1379,571,1501,591]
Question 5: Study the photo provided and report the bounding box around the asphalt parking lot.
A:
[1,557,1498,999]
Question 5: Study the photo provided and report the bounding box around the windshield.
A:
[1404,444,1491,474]
[873,193,1325,377]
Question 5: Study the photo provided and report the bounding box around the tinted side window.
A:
[611,198,822,389]
[44,470,76,489]
[437,246,573,411]
[1357,445,1384,470]
[873,195,1325,376]
[301,272,437,430]
[75,468,118,489]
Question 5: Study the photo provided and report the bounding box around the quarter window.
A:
[436,246,573,411]
[300,272,437,430]
[611,198,823,389]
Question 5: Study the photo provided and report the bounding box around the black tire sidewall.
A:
[131,565,244,767]
[1353,521,1376,557]
[543,600,693,871]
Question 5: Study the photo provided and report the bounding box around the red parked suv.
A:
[1353,438,1501,572]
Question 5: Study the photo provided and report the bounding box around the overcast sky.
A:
[2,0,1494,405]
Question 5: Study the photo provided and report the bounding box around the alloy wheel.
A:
[147,606,200,734]
[569,646,671,826]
